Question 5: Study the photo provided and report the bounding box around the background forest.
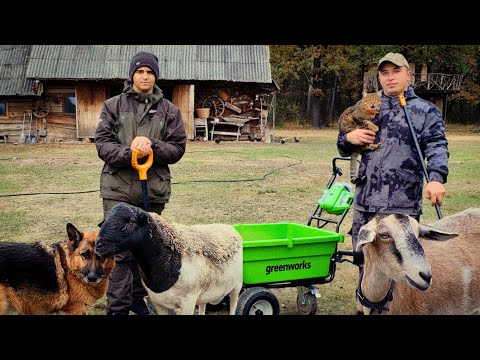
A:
[269,45,480,128]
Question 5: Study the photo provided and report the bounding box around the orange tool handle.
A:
[131,149,153,181]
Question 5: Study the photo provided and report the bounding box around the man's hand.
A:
[346,129,376,145]
[425,180,445,207]
[130,136,152,158]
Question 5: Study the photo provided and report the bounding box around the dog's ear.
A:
[66,223,82,250]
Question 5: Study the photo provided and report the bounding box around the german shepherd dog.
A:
[0,223,115,315]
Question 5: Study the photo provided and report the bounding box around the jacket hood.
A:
[122,79,164,104]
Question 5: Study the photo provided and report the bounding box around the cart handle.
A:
[324,157,352,189]
[132,149,153,180]
[331,157,351,175]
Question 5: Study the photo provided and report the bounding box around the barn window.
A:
[64,96,76,113]
[49,95,76,114]
[0,102,7,117]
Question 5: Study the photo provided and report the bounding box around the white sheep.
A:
[94,203,243,315]
[356,208,480,315]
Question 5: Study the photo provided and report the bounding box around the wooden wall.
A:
[42,83,77,141]
[76,83,107,139]
[1,80,269,144]
[0,98,35,142]
[0,81,105,143]
[172,84,194,140]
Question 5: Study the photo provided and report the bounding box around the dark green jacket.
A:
[95,81,186,205]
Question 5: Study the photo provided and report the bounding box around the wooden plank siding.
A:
[172,84,194,140]
[0,98,35,141]
[76,83,107,139]
[42,83,77,141]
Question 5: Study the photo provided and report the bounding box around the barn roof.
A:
[0,45,273,96]
[0,45,34,96]
[26,45,273,83]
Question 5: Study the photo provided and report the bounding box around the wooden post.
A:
[172,84,195,140]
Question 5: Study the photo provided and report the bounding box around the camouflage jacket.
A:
[95,81,186,205]
[337,86,449,216]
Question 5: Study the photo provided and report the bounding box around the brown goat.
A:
[356,208,480,315]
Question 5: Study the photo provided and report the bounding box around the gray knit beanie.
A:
[129,51,159,81]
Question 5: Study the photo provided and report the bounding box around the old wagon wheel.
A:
[203,95,225,117]
[32,99,51,118]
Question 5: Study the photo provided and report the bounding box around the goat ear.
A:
[419,225,459,241]
[356,218,377,251]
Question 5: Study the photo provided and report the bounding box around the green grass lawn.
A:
[0,126,478,315]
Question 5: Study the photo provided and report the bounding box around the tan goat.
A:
[356,208,480,315]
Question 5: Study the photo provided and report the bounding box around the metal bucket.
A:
[26,135,37,143]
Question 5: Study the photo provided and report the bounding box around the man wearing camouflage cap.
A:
[336,52,449,311]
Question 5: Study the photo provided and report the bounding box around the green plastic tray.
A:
[232,222,344,285]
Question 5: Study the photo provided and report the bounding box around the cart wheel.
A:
[203,95,225,117]
[235,287,280,315]
[296,290,318,315]
[32,99,51,118]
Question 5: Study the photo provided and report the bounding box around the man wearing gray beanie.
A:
[95,51,187,315]
[129,51,160,82]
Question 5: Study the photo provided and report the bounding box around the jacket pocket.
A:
[148,166,171,201]
[153,165,171,181]
[387,168,423,208]
[149,113,166,140]
[102,163,120,175]
[100,167,134,198]
[395,167,422,183]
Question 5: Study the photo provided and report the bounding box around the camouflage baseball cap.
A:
[377,52,409,70]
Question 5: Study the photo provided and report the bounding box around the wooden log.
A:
[224,102,242,113]
[218,90,230,102]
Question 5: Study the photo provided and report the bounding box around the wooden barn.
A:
[0,45,278,143]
